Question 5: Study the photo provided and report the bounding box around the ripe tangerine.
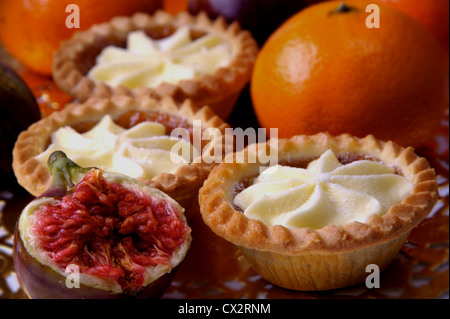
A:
[0,0,163,75]
[250,0,448,148]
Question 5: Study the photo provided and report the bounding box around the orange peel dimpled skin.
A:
[250,0,448,148]
[0,0,163,75]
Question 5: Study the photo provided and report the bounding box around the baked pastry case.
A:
[0,7,448,299]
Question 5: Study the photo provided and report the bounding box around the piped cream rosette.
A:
[88,27,233,90]
[35,114,199,181]
[52,11,259,119]
[234,149,413,229]
[13,95,230,219]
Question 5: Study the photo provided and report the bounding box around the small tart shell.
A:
[52,10,259,120]
[13,94,229,218]
[199,133,439,291]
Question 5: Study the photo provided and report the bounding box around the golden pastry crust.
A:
[199,133,438,290]
[52,10,259,120]
[13,94,229,214]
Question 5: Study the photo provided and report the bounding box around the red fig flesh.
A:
[14,151,191,298]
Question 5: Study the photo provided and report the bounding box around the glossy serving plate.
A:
[0,45,448,300]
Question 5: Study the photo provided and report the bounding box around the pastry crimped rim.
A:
[52,10,259,119]
[12,94,229,204]
[199,133,439,255]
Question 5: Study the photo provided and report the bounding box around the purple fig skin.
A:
[13,226,177,299]
[0,62,41,190]
[188,0,323,45]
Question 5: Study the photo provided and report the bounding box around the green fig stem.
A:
[38,151,91,199]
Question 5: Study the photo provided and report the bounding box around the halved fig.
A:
[14,151,191,299]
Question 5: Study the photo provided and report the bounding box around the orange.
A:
[375,0,449,58]
[19,69,73,117]
[164,0,188,14]
[0,0,163,75]
[251,0,448,148]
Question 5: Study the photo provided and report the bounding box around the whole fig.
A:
[0,63,41,189]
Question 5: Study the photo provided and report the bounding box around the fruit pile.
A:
[0,0,448,299]
[1,0,447,146]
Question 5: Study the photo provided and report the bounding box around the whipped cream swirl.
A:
[234,150,412,229]
[88,26,232,89]
[36,115,198,180]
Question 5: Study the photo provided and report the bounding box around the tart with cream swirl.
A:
[52,10,258,120]
[199,133,438,291]
[13,94,230,219]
